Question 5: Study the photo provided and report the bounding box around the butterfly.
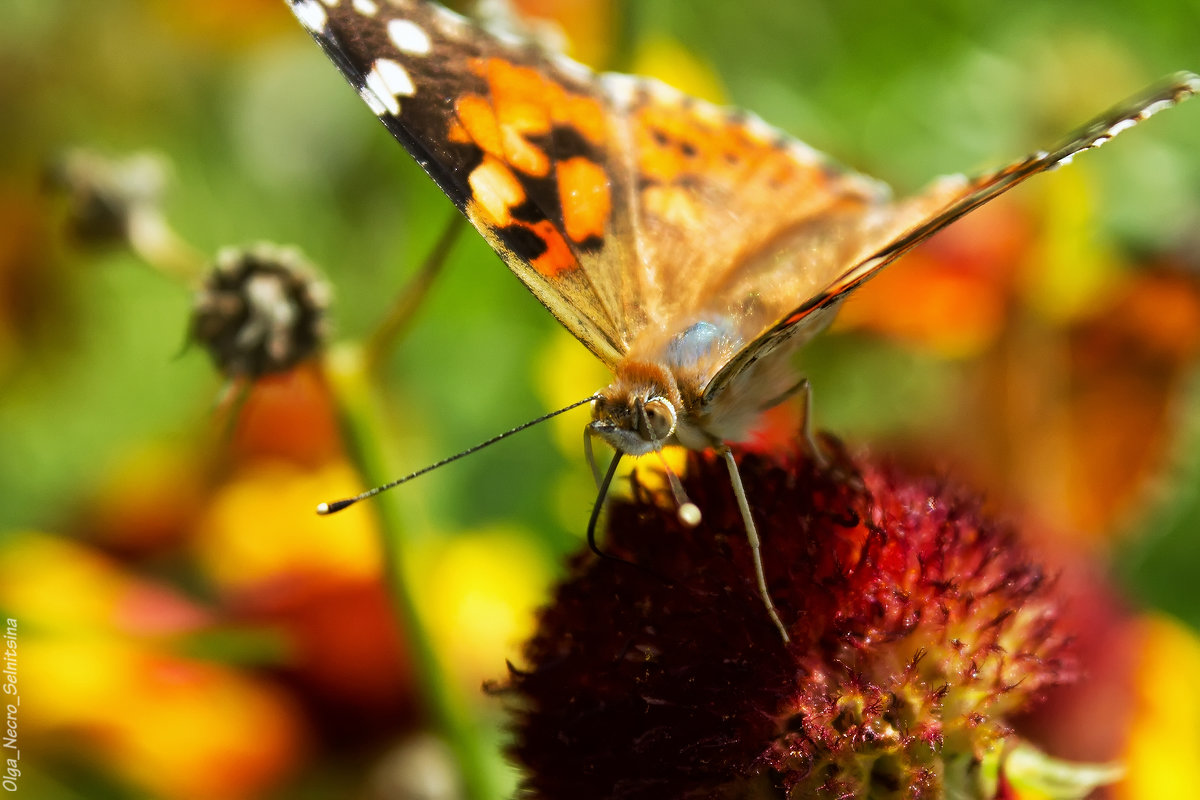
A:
[287,0,1199,642]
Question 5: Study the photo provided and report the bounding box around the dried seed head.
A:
[191,244,330,378]
[46,149,168,249]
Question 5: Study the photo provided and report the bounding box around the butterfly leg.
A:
[760,377,829,468]
[718,445,790,643]
[586,450,624,560]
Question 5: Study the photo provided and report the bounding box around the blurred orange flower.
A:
[0,532,306,800]
[839,172,1200,540]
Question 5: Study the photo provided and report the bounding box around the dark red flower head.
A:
[508,441,1076,800]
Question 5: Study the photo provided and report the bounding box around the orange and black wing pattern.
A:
[289,0,632,366]
[288,0,904,370]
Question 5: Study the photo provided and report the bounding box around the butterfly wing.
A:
[596,75,903,344]
[289,0,636,367]
[288,0,913,372]
[704,71,1200,406]
[290,1,1197,406]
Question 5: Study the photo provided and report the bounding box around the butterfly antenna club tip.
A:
[316,497,359,515]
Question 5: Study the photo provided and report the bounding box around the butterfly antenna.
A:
[317,394,599,514]
[584,448,678,588]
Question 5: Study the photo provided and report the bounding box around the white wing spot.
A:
[365,58,416,116]
[741,112,781,146]
[431,3,471,37]
[600,73,640,108]
[1140,98,1175,120]
[552,53,593,84]
[388,19,432,56]
[319,0,339,8]
[359,83,388,116]
[363,70,399,116]
[1105,118,1138,138]
[291,0,329,32]
[688,98,725,127]
[785,139,824,166]
[352,0,379,15]
[646,77,684,107]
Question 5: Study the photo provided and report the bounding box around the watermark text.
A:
[2,618,18,793]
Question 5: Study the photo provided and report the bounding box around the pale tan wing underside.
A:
[600,74,898,345]
[704,71,1200,406]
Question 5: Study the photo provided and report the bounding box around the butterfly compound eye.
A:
[640,397,677,442]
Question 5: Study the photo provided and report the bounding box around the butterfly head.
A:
[589,362,683,456]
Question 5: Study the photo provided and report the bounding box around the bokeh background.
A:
[2,0,1198,797]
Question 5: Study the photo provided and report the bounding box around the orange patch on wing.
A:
[642,184,702,230]
[634,115,687,182]
[456,58,609,180]
[527,219,578,277]
[455,95,502,155]
[502,126,550,176]
[764,156,800,187]
[446,118,471,145]
[468,155,526,227]
[780,309,809,327]
[558,93,607,146]
[481,59,553,176]
[558,157,610,243]
[454,59,607,280]
[485,59,553,136]
[632,101,815,195]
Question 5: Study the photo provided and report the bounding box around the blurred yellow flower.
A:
[0,531,305,799]
[630,35,727,105]
[147,0,290,49]
[1020,166,1122,324]
[0,532,129,632]
[193,460,380,595]
[24,637,305,800]
[534,326,610,460]
[413,527,552,691]
[513,0,615,68]
[1118,614,1200,800]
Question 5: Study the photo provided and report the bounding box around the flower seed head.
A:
[46,149,168,249]
[509,442,1074,799]
[191,244,330,378]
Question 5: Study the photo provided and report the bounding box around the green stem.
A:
[363,214,466,376]
[322,344,499,800]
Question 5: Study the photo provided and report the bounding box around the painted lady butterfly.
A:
[288,0,1198,641]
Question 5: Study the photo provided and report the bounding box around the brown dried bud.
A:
[46,149,168,249]
[191,244,330,378]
